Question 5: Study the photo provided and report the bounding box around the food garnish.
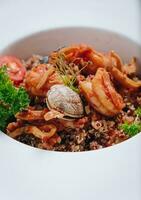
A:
[135,107,141,117]
[55,53,80,93]
[119,122,141,137]
[0,66,29,130]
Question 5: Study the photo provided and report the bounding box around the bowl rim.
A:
[0,128,141,154]
[1,26,141,54]
[0,26,141,154]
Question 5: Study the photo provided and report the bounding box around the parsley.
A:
[119,122,141,137]
[135,107,141,117]
[0,66,30,131]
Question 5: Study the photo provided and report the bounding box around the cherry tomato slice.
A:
[0,56,26,84]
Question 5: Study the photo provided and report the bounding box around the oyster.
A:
[46,84,84,119]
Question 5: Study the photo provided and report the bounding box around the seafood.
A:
[50,44,126,74]
[44,110,64,121]
[7,124,57,142]
[46,84,84,119]
[25,64,62,96]
[51,45,141,90]
[15,108,48,121]
[50,44,105,73]
[80,68,124,116]
[3,44,141,152]
[108,65,141,90]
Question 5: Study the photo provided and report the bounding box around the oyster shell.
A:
[46,85,84,119]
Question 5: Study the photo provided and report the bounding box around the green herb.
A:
[119,122,141,137]
[55,53,84,93]
[0,66,30,131]
[135,107,141,117]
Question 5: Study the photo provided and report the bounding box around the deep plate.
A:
[0,27,141,200]
[1,27,141,150]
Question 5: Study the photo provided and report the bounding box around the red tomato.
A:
[0,56,26,84]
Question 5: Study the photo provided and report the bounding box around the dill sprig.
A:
[55,53,78,92]
[55,53,87,93]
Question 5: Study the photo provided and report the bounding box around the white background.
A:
[0,0,140,46]
[0,0,141,200]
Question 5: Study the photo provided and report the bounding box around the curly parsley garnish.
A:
[0,66,30,130]
[119,122,141,137]
[135,107,141,117]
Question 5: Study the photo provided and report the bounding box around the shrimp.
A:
[108,65,141,90]
[80,68,124,116]
[50,44,126,74]
[50,44,140,87]
[25,64,62,96]
[50,44,103,74]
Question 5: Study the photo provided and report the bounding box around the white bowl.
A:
[2,27,141,75]
[1,26,141,149]
[0,27,141,200]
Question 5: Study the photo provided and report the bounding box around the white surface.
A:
[0,1,141,200]
[0,0,141,46]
